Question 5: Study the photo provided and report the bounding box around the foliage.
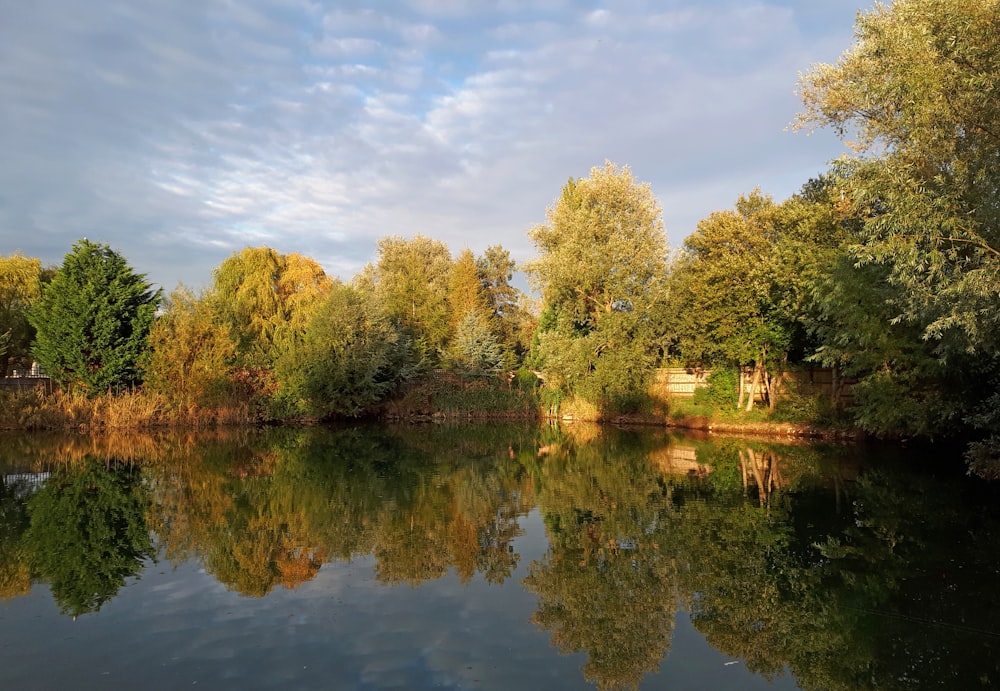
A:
[664,188,840,410]
[25,459,155,616]
[797,1,1000,446]
[667,191,788,365]
[210,247,333,368]
[0,252,43,376]
[692,367,739,409]
[513,366,540,392]
[447,249,488,332]
[28,240,160,395]
[144,287,239,412]
[525,162,668,414]
[382,372,540,419]
[360,235,453,365]
[477,244,532,367]
[444,311,504,377]
[275,284,418,418]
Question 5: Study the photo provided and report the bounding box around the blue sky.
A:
[0,1,864,291]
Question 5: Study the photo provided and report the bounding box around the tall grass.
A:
[0,388,257,431]
[382,373,542,420]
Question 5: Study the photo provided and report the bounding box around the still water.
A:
[0,423,998,690]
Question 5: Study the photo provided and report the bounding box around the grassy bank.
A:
[0,373,855,440]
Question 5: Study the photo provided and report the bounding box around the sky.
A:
[0,0,867,292]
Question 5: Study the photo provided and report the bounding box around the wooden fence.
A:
[0,376,54,394]
[650,367,854,404]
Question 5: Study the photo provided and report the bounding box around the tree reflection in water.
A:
[24,458,155,617]
[523,427,678,690]
[1,426,998,689]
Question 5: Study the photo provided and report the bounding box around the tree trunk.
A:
[744,361,761,412]
[832,363,841,407]
[768,352,787,413]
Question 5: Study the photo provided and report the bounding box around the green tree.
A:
[0,253,43,377]
[28,240,160,395]
[275,284,417,417]
[477,244,531,367]
[666,191,799,410]
[445,312,504,377]
[525,162,668,412]
[358,235,453,365]
[797,0,1000,454]
[447,249,488,331]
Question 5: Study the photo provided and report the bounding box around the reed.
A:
[0,387,258,431]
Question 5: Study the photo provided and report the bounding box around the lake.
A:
[1,423,998,690]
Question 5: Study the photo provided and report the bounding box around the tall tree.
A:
[525,162,668,412]
[210,247,333,368]
[666,190,826,410]
[28,240,160,395]
[797,0,1000,459]
[797,0,1000,352]
[447,248,487,332]
[445,248,508,375]
[0,253,43,376]
[363,235,453,364]
[477,244,531,368]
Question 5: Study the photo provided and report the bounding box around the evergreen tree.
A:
[28,239,160,395]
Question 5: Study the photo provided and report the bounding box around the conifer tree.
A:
[29,239,160,395]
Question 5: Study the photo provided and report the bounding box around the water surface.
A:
[1,424,997,690]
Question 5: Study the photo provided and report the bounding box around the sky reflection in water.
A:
[0,424,996,690]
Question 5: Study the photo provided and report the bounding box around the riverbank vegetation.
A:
[2,1,998,471]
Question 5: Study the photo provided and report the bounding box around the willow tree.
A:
[210,247,333,368]
[0,253,43,376]
[526,162,668,412]
[797,0,1000,463]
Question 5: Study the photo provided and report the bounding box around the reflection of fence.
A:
[3,472,50,498]
[650,445,711,477]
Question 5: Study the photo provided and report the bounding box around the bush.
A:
[693,368,738,409]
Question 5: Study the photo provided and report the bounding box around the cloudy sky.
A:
[1,1,865,292]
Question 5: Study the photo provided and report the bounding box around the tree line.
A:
[2,0,998,467]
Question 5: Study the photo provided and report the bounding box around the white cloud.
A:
[0,0,862,290]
